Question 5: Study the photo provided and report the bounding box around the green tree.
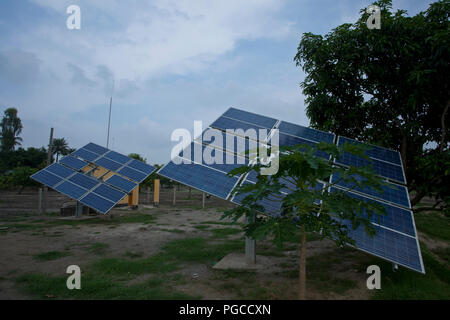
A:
[224,142,386,299]
[0,108,23,152]
[294,0,449,212]
[52,138,70,162]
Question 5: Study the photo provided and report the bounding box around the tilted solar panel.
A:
[72,148,99,161]
[31,170,63,188]
[335,136,405,183]
[158,156,240,199]
[157,107,423,273]
[278,121,335,144]
[179,142,248,175]
[211,116,269,135]
[67,142,156,184]
[104,174,138,193]
[31,162,128,214]
[59,155,89,171]
[223,107,277,129]
[338,136,402,165]
[331,173,410,209]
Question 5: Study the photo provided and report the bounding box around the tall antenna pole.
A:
[107,80,115,148]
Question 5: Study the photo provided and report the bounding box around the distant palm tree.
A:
[0,108,23,152]
[52,138,70,162]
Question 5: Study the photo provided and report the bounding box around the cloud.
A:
[0,50,41,85]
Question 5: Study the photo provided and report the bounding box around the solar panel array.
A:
[330,137,423,273]
[31,142,156,214]
[157,107,424,273]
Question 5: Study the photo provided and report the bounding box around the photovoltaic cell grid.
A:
[158,107,423,273]
[335,136,405,183]
[31,163,127,214]
[31,142,156,214]
[71,142,156,183]
[330,187,422,273]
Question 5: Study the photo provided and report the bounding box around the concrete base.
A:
[213,253,265,270]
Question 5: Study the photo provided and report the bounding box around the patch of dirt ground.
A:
[0,205,375,300]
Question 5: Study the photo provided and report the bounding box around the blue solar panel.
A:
[211,116,270,136]
[72,148,99,162]
[179,142,248,175]
[45,163,75,179]
[223,107,277,129]
[84,142,109,155]
[335,147,405,183]
[92,184,126,203]
[158,157,239,199]
[117,166,147,183]
[330,187,415,237]
[54,181,87,200]
[276,133,330,160]
[104,150,130,165]
[331,173,410,208]
[338,218,423,273]
[31,170,63,187]
[59,156,88,171]
[68,173,99,190]
[156,107,423,273]
[104,174,137,193]
[80,192,115,214]
[197,128,259,159]
[127,159,155,175]
[338,136,402,165]
[278,121,335,144]
[94,156,122,172]
[70,143,155,183]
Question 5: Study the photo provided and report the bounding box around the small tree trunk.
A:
[299,225,307,300]
[188,187,192,199]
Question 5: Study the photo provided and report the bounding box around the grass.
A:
[0,212,158,233]
[16,273,197,300]
[124,251,144,259]
[33,251,70,261]
[16,236,244,299]
[210,227,242,239]
[414,211,450,241]
[87,242,109,255]
[371,248,450,299]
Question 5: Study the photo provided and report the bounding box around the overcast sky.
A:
[0,0,434,164]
